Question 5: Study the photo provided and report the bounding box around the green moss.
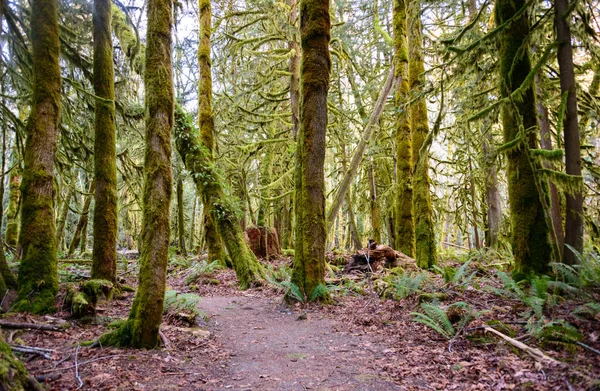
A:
[393,0,415,257]
[0,333,40,390]
[496,0,553,275]
[111,4,145,75]
[92,0,118,284]
[407,0,436,268]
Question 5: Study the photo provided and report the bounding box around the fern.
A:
[280,281,304,302]
[163,290,204,321]
[185,260,223,284]
[411,303,455,339]
[573,302,600,320]
[309,284,329,302]
[392,272,428,300]
[452,260,476,286]
[527,318,583,351]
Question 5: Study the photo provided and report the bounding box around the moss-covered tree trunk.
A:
[92,0,118,283]
[407,0,436,268]
[177,177,187,255]
[0,134,17,291]
[496,0,552,275]
[68,181,95,258]
[290,0,331,301]
[369,161,382,243]
[393,0,414,256]
[0,332,41,391]
[5,147,21,247]
[189,194,197,250]
[101,0,174,349]
[14,0,61,314]
[555,0,583,264]
[287,0,301,140]
[197,0,230,267]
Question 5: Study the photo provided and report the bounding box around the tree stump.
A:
[244,227,281,259]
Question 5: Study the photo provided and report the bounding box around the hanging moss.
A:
[14,0,61,315]
[101,0,174,349]
[92,0,118,284]
[111,4,145,75]
[407,0,436,269]
[393,0,415,257]
[496,0,553,275]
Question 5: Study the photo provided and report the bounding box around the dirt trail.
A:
[199,295,405,391]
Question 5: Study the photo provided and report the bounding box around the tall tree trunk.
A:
[408,0,436,268]
[173,0,264,289]
[92,0,118,283]
[393,0,414,256]
[536,77,565,251]
[369,160,382,243]
[290,0,331,301]
[68,181,95,257]
[101,0,174,349]
[5,146,21,247]
[482,123,502,249]
[189,194,197,250]
[177,177,187,255]
[14,0,61,314]
[496,0,553,275]
[555,0,583,264]
[0,112,17,291]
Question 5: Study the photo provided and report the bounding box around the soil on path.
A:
[201,295,405,391]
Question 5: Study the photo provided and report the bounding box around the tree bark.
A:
[92,0,118,282]
[496,0,553,275]
[555,0,583,264]
[5,147,21,247]
[55,183,73,252]
[393,0,415,256]
[177,177,187,255]
[101,0,174,349]
[408,0,436,268]
[14,0,61,314]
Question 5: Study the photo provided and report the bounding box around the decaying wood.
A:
[10,345,54,359]
[0,321,67,332]
[483,326,559,365]
[159,329,172,350]
[343,241,415,273]
[244,226,281,259]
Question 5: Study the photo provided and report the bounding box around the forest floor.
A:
[1,252,599,390]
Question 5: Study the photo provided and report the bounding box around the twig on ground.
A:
[40,354,139,373]
[159,329,172,350]
[576,341,600,356]
[75,345,83,389]
[483,326,559,364]
[11,345,53,359]
[0,321,67,332]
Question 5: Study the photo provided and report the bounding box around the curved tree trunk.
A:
[496,0,553,275]
[92,0,118,283]
[290,0,331,301]
[101,0,174,349]
[14,0,61,314]
[55,183,73,252]
[408,0,436,268]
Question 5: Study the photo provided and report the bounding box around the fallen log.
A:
[343,240,415,273]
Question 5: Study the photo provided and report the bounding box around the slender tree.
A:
[496,0,553,275]
[407,0,436,268]
[5,146,21,247]
[177,177,187,255]
[14,0,61,313]
[290,0,331,300]
[101,0,174,348]
[393,0,415,256]
[555,0,583,264]
[92,0,118,283]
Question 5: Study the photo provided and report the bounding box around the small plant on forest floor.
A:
[525,318,583,351]
[163,290,206,324]
[185,260,223,284]
[573,302,600,321]
[433,260,476,287]
[170,255,194,270]
[492,271,557,319]
[265,264,292,284]
[389,271,428,300]
[411,301,487,340]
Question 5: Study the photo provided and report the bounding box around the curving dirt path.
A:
[199,295,406,391]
